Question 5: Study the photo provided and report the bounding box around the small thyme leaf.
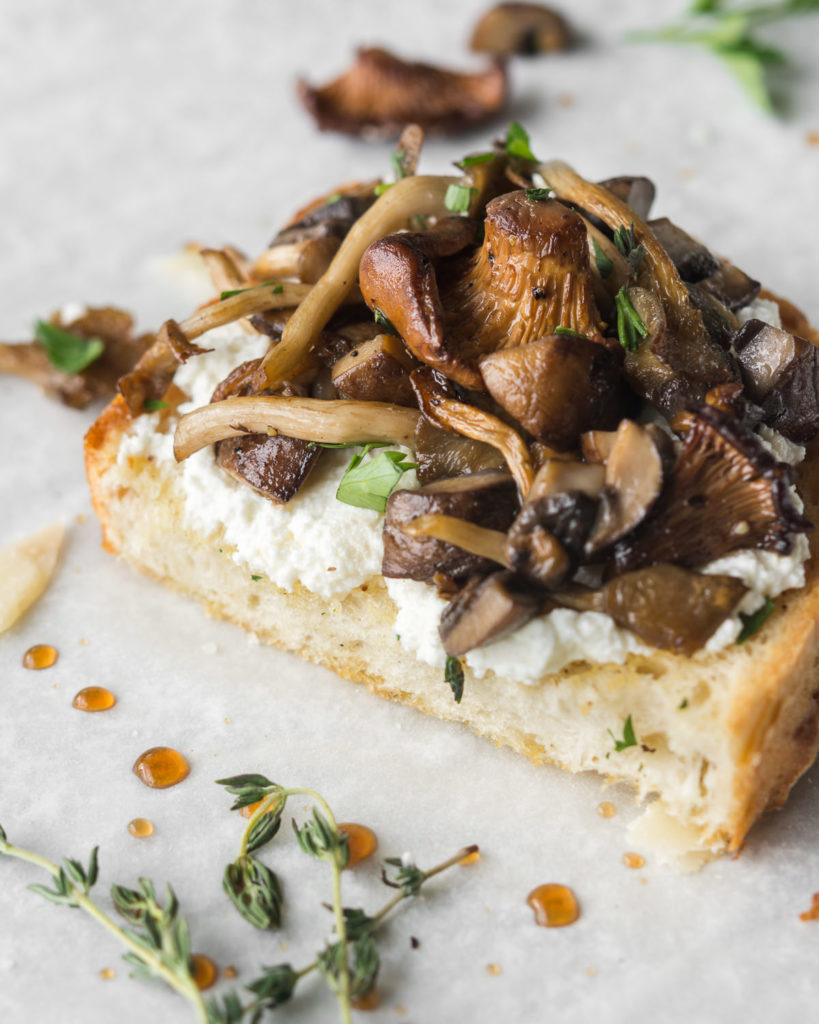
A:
[504,121,537,161]
[444,183,477,214]
[217,773,276,791]
[458,151,495,167]
[373,306,400,336]
[245,963,298,1009]
[608,714,638,752]
[336,446,418,513]
[679,698,690,709]
[737,596,775,642]
[293,809,350,866]
[592,238,614,279]
[382,857,426,897]
[223,856,283,930]
[615,286,649,352]
[613,222,647,274]
[245,808,283,855]
[143,398,168,412]
[34,320,105,374]
[250,574,262,582]
[554,326,587,337]
[525,187,554,202]
[219,281,283,301]
[445,655,465,703]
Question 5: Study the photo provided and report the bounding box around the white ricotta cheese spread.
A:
[116,293,811,683]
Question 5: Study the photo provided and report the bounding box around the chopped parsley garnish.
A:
[335,444,418,513]
[615,287,649,352]
[525,187,554,202]
[592,238,614,279]
[250,575,263,582]
[504,121,537,162]
[458,152,495,167]
[374,183,392,196]
[34,320,104,374]
[143,399,168,412]
[608,714,638,752]
[737,596,775,643]
[679,698,690,710]
[444,184,477,214]
[445,656,465,704]
[373,307,400,337]
[220,281,283,301]
[554,326,586,337]
[613,222,647,274]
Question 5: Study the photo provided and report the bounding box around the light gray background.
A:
[2,2,819,1022]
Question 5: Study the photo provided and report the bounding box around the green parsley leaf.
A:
[679,698,690,709]
[554,326,586,337]
[220,281,283,301]
[737,596,775,643]
[458,152,495,167]
[444,183,477,214]
[336,445,418,513]
[592,238,614,279]
[325,192,342,205]
[374,183,392,196]
[34,320,104,374]
[373,307,400,337]
[614,287,649,352]
[608,714,638,752]
[525,187,554,202]
[445,656,464,703]
[504,121,537,161]
[250,574,263,582]
[143,398,168,412]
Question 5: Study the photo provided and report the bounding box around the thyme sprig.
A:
[0,824,209,1023]
[629,0,819,113]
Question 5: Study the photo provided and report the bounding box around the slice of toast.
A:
[85,295,819,864]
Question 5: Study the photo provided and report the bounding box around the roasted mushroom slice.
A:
[332,333,418,406]
[414,417,506,484]
[612,405,812,574]
[382,472,518,581]
[647,218,720,283]
[1,306,152,409]
[597,176,656,221]
[469,3,571,55]
[298,47,507,137]
[271,187,378,247]
[555,566,748,656]
[506,493,590,585]
[699,260,761,312]
[440,571,541,656]
[585,420,665,556]
[734,318,819,443]
[480,334,625,449]
[119,319,212,415]
[528,458,605,501]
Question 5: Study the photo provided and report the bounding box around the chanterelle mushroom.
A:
[612,405,812,574]
[298,47,507,137]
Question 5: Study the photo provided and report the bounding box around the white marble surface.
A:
[2,2,819,1022]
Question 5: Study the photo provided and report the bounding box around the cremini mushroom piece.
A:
[440,571,541,656]
[469,2,571,56]
[298,47,507,137]
[332,333,418,407]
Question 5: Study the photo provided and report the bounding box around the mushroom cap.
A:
[298,47,507,137]
[469,2,571,56]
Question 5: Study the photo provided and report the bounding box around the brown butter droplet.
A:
[133,746,190,788]
[623,852,645,870]
[99,968,115,980]
[127,817,154,838]
[73,686,116,712]
[191,953,218,991]
[486,963,502,975]
[338,822,378,868]
[23,644,58,670]
[597,801,616,819]
[222,965,238,979]
[527,883,579,927]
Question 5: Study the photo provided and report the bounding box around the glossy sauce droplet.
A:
[222,965,238,979]
[191,954,218,991]
[338,822,378,868]
[23,644,58,670]
[597,801,616,819]
[486,963,502,976]
[527,884,580,928]
[72,686,116,712]
[127,817,154,838]
[799,892,819,921]
[132,747,190,789]
[351,989,380,1011]
[623,852,645,870]
[99,968,115,980]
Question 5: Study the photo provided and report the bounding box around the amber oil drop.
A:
[338,823,378,868]
[72,686,116,712]
[597,801,616,819]
[527,884,580,927]
[23,644,58,670]
[133,747,190,788]
[128,818,154,838]
[191,954,218,991]
[623,852,645,870]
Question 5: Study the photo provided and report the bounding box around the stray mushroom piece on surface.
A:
[469,2,572,56]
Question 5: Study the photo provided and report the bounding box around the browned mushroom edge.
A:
[97,130,816,664]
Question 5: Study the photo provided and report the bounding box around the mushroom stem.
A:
[539,160,690,309]
[253,236,341,284]
[255,174,460,390]
[403,514,511,567]
[200,248,250,293]
[179,282,312,341]
[433,398,535,498]
[173,395,421,461]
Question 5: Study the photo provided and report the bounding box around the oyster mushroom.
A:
[272,186,378,248]
[298,47,507,137]
[414,417,506,483]
[469,3,571,56]
[362,191,605,389]
[479,333,625,449]
[440,571,542,656]
[647,218,720,283]
[611,405,812,574]
[734,318,819,443]
[382,472,518,580]
[699,260,761,312]
[597,176,656,221]
[555,565,748,656]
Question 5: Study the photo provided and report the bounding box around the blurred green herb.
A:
[737,595,775,641]
[628,0,819,113]
[35,320,104,374]
[335,444,418,513]
[445,655,465,703]
[504,121,538,161]
[615,287,649,352]
[444,183,477,214]
[219,281,282,301]
[608,714,638,752]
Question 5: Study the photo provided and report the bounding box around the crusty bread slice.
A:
[85,324,819,864]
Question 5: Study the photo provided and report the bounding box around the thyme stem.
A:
[0,839,209,1023]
